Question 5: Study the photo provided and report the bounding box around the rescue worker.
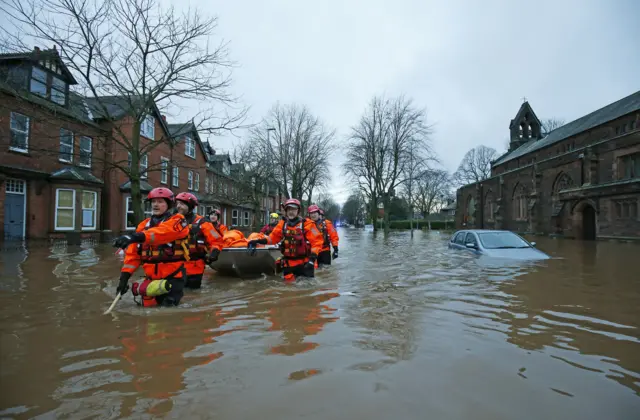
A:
[112,187,190,307]
[260,213,280,235]
[247,198,323,283]
[174,192,224,289]
[307,205,339,266]
[207,208,228,237]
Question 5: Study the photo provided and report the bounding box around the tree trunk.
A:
[409,204,414,238]
[130,122,144,222]
[383,196,390,234]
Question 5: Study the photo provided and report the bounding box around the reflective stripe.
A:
[150,232,156,244]
[123,264,137,270]
[310,227,320,235]
[210,229,220,239]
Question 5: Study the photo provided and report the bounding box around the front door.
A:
[4,179,26,240]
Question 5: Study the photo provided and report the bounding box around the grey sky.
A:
[198,0,639,205]
[5,1,637,205]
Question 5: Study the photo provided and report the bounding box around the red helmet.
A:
[283,198,301,210]
[147,187,174,203]
[176,192,198,208]
[307,204,320,214]
[209,208,221,216]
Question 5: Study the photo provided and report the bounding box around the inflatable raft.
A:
[209,245,282,278]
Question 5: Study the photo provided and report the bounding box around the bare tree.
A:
[340,191,365,227]
[343,95,433,233]
[400,134,435,237]
[452,145,497,186]
[243,103,336,202]
[541,118,566,136]
[414,169,451,219]
[1,0,247,220]
[316,193,340,222]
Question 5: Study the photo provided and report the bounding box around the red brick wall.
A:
[102,116,208,233]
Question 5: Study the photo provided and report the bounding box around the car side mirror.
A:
[530,242,536,247]
[465,243,477,249]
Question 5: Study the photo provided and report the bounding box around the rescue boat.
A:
[209,245,282,278]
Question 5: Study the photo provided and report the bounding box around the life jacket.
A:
[181,214,209,260]
[139,214,190,263]
[281,218,310,259]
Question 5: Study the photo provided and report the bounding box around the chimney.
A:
[33,46,40,52]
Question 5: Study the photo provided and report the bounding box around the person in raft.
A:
[247,198,324,282]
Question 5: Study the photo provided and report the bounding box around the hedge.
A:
[387,220,452,230]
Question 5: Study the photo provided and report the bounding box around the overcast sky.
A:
[11,0,637,205]
[187,0,639,205]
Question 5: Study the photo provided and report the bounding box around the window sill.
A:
[78,164,92,169]
[54,227,75,231]
[8,147,30,155]
[59,159,73,164]
[82,227,97,231]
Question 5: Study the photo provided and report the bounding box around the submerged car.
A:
[448,229,550,260]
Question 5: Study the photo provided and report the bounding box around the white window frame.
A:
[161,157,169,184]
[125,196,153,230]
[55,188,76,231]
[9,112,29,153]
[185,136,196,158]
[232,209,238,226]
[243,211,249,226]
[140,154,148,179]
[172,166,179,187]
[81,190,97,230]
[195,173,200,191]
[59,128,74,163]
[205,176,210,193]
[188,171,194,190]
[79,136,92,168]
[141,114,155,140]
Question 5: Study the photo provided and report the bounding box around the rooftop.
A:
[494,90,640,166]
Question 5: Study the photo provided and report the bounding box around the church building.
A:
[455,90,640,240]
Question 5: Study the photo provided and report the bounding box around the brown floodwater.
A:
[0,229,639,419]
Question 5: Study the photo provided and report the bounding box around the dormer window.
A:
[30,66,68,105]
[185,136,196,158]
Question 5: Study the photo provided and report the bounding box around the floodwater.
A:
[1,230,639,420]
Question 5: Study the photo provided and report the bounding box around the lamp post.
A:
[265,128,276,224]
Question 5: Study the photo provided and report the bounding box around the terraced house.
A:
[456,90,640,240]
[201,145,284,230]
[0,46,210,242]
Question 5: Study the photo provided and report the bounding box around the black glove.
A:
[117,272,131,295]
[208,248,220,263]
[247,238,268,256]
[303,259,315,277]
[332,246,339,259]
[112,232,145,249]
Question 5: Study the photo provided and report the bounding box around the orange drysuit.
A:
[315,218,339,267]
[121,212,190,307]
[265,217,324,282]
[182,214,224,289]
[211,221,227,237]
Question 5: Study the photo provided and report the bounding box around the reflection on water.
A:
[0,230,639,419]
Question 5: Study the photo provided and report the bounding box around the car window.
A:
[477,232,530,249]
[454,232,466,245]
[465,233,478,246]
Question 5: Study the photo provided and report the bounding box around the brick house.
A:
[456,90,640,240]
[0,47,107,242]
[0,47,210,242]
[201,146,283,230]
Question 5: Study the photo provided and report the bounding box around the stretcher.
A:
[209,245,282,278]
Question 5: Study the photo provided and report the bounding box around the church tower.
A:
[508,100,543,152]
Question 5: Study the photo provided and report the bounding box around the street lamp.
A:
[265,128,276,223]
